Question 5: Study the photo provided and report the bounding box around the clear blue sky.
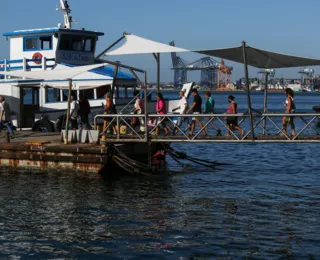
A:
[1,0,320,82]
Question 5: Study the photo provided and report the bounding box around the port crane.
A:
[170,42,233,89]
[169,41,188,87]
[298,68,314,90]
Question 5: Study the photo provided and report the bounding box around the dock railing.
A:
[94,112,320,143]
[94,114,148,142]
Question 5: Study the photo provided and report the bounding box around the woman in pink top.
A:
[226,95,244,136]
[155,93,169,136]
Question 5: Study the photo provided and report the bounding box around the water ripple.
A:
[0,134,320,257]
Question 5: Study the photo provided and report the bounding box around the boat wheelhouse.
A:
[0,8,138,130]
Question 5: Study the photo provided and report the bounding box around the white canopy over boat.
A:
[104,34,320,69]
[1,63,135,89]
[4,63,107,81]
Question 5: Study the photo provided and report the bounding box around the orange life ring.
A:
[32,52,43,64]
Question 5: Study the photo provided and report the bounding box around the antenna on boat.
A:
[56,0,72,29]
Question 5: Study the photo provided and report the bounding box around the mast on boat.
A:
[57,0,73,29]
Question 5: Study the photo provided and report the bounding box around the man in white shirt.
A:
[70,95,79,129]
[172,91,188,135]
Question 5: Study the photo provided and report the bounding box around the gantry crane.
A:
[170,42,233,90]
[217,59,233,88]
[298,68,314,90]
[169,41,188,87]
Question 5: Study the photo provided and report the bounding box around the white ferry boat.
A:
[0,0,190,132]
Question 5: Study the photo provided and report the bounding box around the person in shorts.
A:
[172,90,188,135]
[186,88,206,136]
[130,90,145,135]
[281,88,296,137]
[103,94,117,134]
[154,93,169,136]
[70,95,79,129]
[204,91,222,136]
[226,95,244,136]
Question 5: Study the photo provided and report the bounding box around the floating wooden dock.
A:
[0,132,109,173]
[0,111,319,174]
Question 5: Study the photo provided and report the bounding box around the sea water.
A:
[0,91,319,258]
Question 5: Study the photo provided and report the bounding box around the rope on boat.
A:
[162,145,226,169]
[166,150,190,169]
[113,146,156,171]
[112,155,152,176]
[106,144,157,176]
[106,142,225,175]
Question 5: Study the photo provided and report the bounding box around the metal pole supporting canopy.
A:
[242,41,255,140]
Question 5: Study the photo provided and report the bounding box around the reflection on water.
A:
[0,92,319,258]
[0,142,319,259]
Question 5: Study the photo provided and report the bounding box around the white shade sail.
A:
[105,34,189,56]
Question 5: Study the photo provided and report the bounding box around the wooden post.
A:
[157,53,160,93]
[64,79,72,144]
[144,71,151,167]
[242,41,255,140]
[263,71,269,135]
[111,64,119,98]
[4,59,7,80]
[153,53,160,93]
[144,72,148,140]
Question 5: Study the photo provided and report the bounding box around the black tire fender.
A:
[32,119,54,132]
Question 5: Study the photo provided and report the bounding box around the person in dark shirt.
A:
[186,88,206,136]
[78,94,91,129]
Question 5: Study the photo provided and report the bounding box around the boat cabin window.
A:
[25,37,39,50]
[45,87,63,103]
[79,89,95,100]
[59,34,96,52]
[40,36,53,50]
[24,36,53,51]
[96,85,111,99]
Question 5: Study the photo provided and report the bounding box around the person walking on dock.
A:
[103,93,117,135]
[0,96,14,138]
[204,91,222,136]
[172,90,188,135]
[70,95,79,130]
[225,95,244,136]
[154,93,169,136]
[78,94,91,129]
[282,88,296,137]
[129,90,144,135]
[186,88,206,136]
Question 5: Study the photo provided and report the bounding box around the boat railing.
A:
[94,112,320,142]
[0,57,55,74]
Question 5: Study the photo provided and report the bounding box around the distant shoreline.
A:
[146,88,318,93]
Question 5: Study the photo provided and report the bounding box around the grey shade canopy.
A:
[196,46,320,69]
